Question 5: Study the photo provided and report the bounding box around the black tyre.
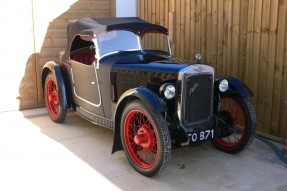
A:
[120,100,171,177]
[44,73,67,123]
[211,95,256,154]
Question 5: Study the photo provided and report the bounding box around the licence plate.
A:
[189,129,214,142]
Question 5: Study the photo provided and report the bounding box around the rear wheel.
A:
[120,100,171,177]
[211,95,256,154]
[44,73,66,123]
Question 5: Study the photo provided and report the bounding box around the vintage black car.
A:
[42,17,256,177]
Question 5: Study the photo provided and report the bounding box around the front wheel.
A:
[211,95,256,154]
[44,73,67,123]
[120,100,171,177]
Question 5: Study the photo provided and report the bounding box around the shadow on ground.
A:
[23,109,287,191]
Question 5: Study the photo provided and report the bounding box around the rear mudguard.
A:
[41,61,69,109]
[112,87,166,154]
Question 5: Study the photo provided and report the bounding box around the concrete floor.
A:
[0,108,287,191]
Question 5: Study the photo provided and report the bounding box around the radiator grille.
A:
[183,74,213,124]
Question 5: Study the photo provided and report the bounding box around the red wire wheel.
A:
[212,95,256,154]
[124,110,158,169]
[121,100,171,177]
[44,73,66,123]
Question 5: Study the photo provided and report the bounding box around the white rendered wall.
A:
[116,0,136,17]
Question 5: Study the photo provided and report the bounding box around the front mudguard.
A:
[214,76,253,116]
[214,76,253,97]
[41,61,69,109]
[112,87,166,154]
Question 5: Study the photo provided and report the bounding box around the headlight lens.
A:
[160,84,176,100]
[164,85,176,99]
[219,79,229,92]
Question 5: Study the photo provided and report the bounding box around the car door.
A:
[70,53,103,116]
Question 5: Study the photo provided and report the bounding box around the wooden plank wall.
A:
[137,0,287,141]
[33,0,114,106]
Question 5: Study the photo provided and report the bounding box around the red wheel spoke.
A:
[235,134,240,142]
[143,151,148,163]
[215,96,247,147]
[151,146,157,153]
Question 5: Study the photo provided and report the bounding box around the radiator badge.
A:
[189,83,199,95]
[194,65,204,73]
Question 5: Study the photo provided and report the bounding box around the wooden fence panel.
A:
[137,0,287,141]
[265,0,279,136]
[257,0,270,134]
[272,0,287,137]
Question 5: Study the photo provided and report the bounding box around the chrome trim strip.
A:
[167,35,172,56]
[98,48,140,60]
[92,61,102,107]
[137,35,143,52]
[94,39,100,69]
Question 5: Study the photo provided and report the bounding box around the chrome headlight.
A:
[160,83,176,100]
[195,53,202,62]
[219,79,229,92]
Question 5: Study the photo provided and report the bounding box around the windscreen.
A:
[96,30,140,57]
[141,30,170,55]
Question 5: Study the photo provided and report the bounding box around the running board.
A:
[75,106,113,129]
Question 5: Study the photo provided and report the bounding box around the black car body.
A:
[42,17,256,176]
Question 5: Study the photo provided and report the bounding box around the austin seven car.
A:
[42,17,256,177]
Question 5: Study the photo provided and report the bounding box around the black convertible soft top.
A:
[63,17,168,61]
[68,17,168,37]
